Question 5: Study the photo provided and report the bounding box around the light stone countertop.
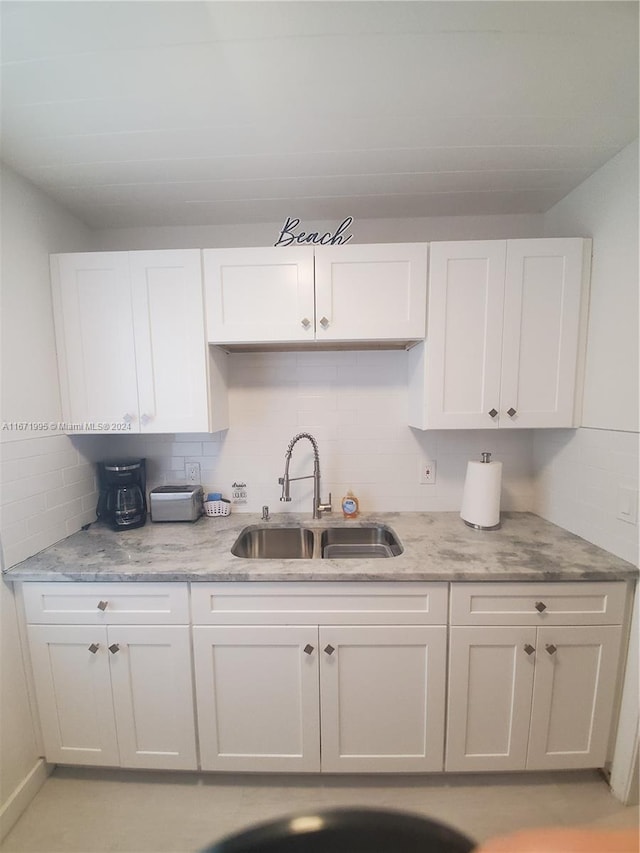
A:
[3,511,637,583]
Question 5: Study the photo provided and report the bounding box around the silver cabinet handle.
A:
[488,408,498,418]
[97,600,108,611]
[324,644,335,656]
[523,644,536,656]
[507,408,517,417]
[303,644,314,655]
[535,601,547,612]
[140,413,153,426]
[108,643,120,654]
[122,413,134,424]
[319,316,329,329]
[545,644,557,655]
[301,318,311,329]
[88,643,100,654]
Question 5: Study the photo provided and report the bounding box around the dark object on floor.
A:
[202,807,475,853]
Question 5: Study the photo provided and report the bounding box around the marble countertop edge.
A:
[3,511,638,584]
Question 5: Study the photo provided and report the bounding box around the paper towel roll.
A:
[460,457,502,529]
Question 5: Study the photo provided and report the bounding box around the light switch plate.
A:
[617,486,638,524]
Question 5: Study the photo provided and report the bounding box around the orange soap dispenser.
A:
[341,490,359,519]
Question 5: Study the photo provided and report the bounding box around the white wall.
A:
[0,164,97,834]
[535,140,639,566]
[544,140,638,433]
[93,212,544,250]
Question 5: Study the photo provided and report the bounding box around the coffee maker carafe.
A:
[97,459,147,530]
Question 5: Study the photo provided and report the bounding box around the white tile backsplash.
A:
[0,434,98,568]
[2,353,636,568]
[68,351,535,517]
[533,427,639,565]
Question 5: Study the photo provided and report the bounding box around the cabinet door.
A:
[129,250,210,433]
[320,625,446,772]
[51,252,139,430]
[203,247,315,343]
[446,626,536,772]
[192,625,320,772]
[108,625,197,770]
[423,241,507,428]
[500,239,589,428]
[527,625,623,770]
[314,243,428,341]
[27,625,119,766]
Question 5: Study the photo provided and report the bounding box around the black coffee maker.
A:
[97,459,147,530]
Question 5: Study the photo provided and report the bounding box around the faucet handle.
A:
[278,477,292,502]
[318,492,332,514]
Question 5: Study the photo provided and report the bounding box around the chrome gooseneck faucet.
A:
[279,432,332,519]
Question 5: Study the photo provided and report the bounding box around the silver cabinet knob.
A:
[108,643,120,654]
[324,644,335,656]
[301,317,311,329]
[140,413,152,426]
[122,413,134,424]
[488,408,498,418]
[545,644,557,655]
[303,644,314,655]
[535,601,547,613]
[523,644,536,656]
[319,316,329,329]
[507,408,517,417]
[88,643,100,654]
[97,600,108,611]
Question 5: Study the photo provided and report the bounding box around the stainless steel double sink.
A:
[231,523,403,560]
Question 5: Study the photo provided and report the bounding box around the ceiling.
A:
[1,1,638,230]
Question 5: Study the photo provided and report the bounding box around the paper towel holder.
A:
[461,451,502,531]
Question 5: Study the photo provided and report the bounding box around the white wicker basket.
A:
[204,500,230,517]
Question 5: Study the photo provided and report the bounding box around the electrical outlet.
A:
[186,462,201,484]
[420,460,436,484]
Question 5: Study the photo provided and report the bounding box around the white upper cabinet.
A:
[52,253,139,430]
[203,247,315,343]
[204,244,428,345]
[51,250,228,433]
[313,243,428,342]
[409,238,591,429]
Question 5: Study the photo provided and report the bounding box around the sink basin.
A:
[231,526,315,559]
[231,523,402,559]
[320,524,403,559]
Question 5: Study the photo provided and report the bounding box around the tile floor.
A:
[1,767,638,852]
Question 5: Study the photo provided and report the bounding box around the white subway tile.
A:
[1,494,47,526]
[0,519,28,548]
[63,462,96,486]
[45,478,96,509]
[66,507,100,535]
[170,442,202,457]
[0,434,73,460]
[26,499,84,536]
[1,449,78,483]
[0,470,64,504]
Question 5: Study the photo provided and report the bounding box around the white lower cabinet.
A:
[193,625,321,772]
[318,624,446,773]
[22,579,629,777]
[24,583,197,770]
[446,582,626,772]
[191,582,448,773]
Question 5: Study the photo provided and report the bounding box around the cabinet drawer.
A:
[22,582,190,624]
[450,582,627,626]
[191,582,448,625]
